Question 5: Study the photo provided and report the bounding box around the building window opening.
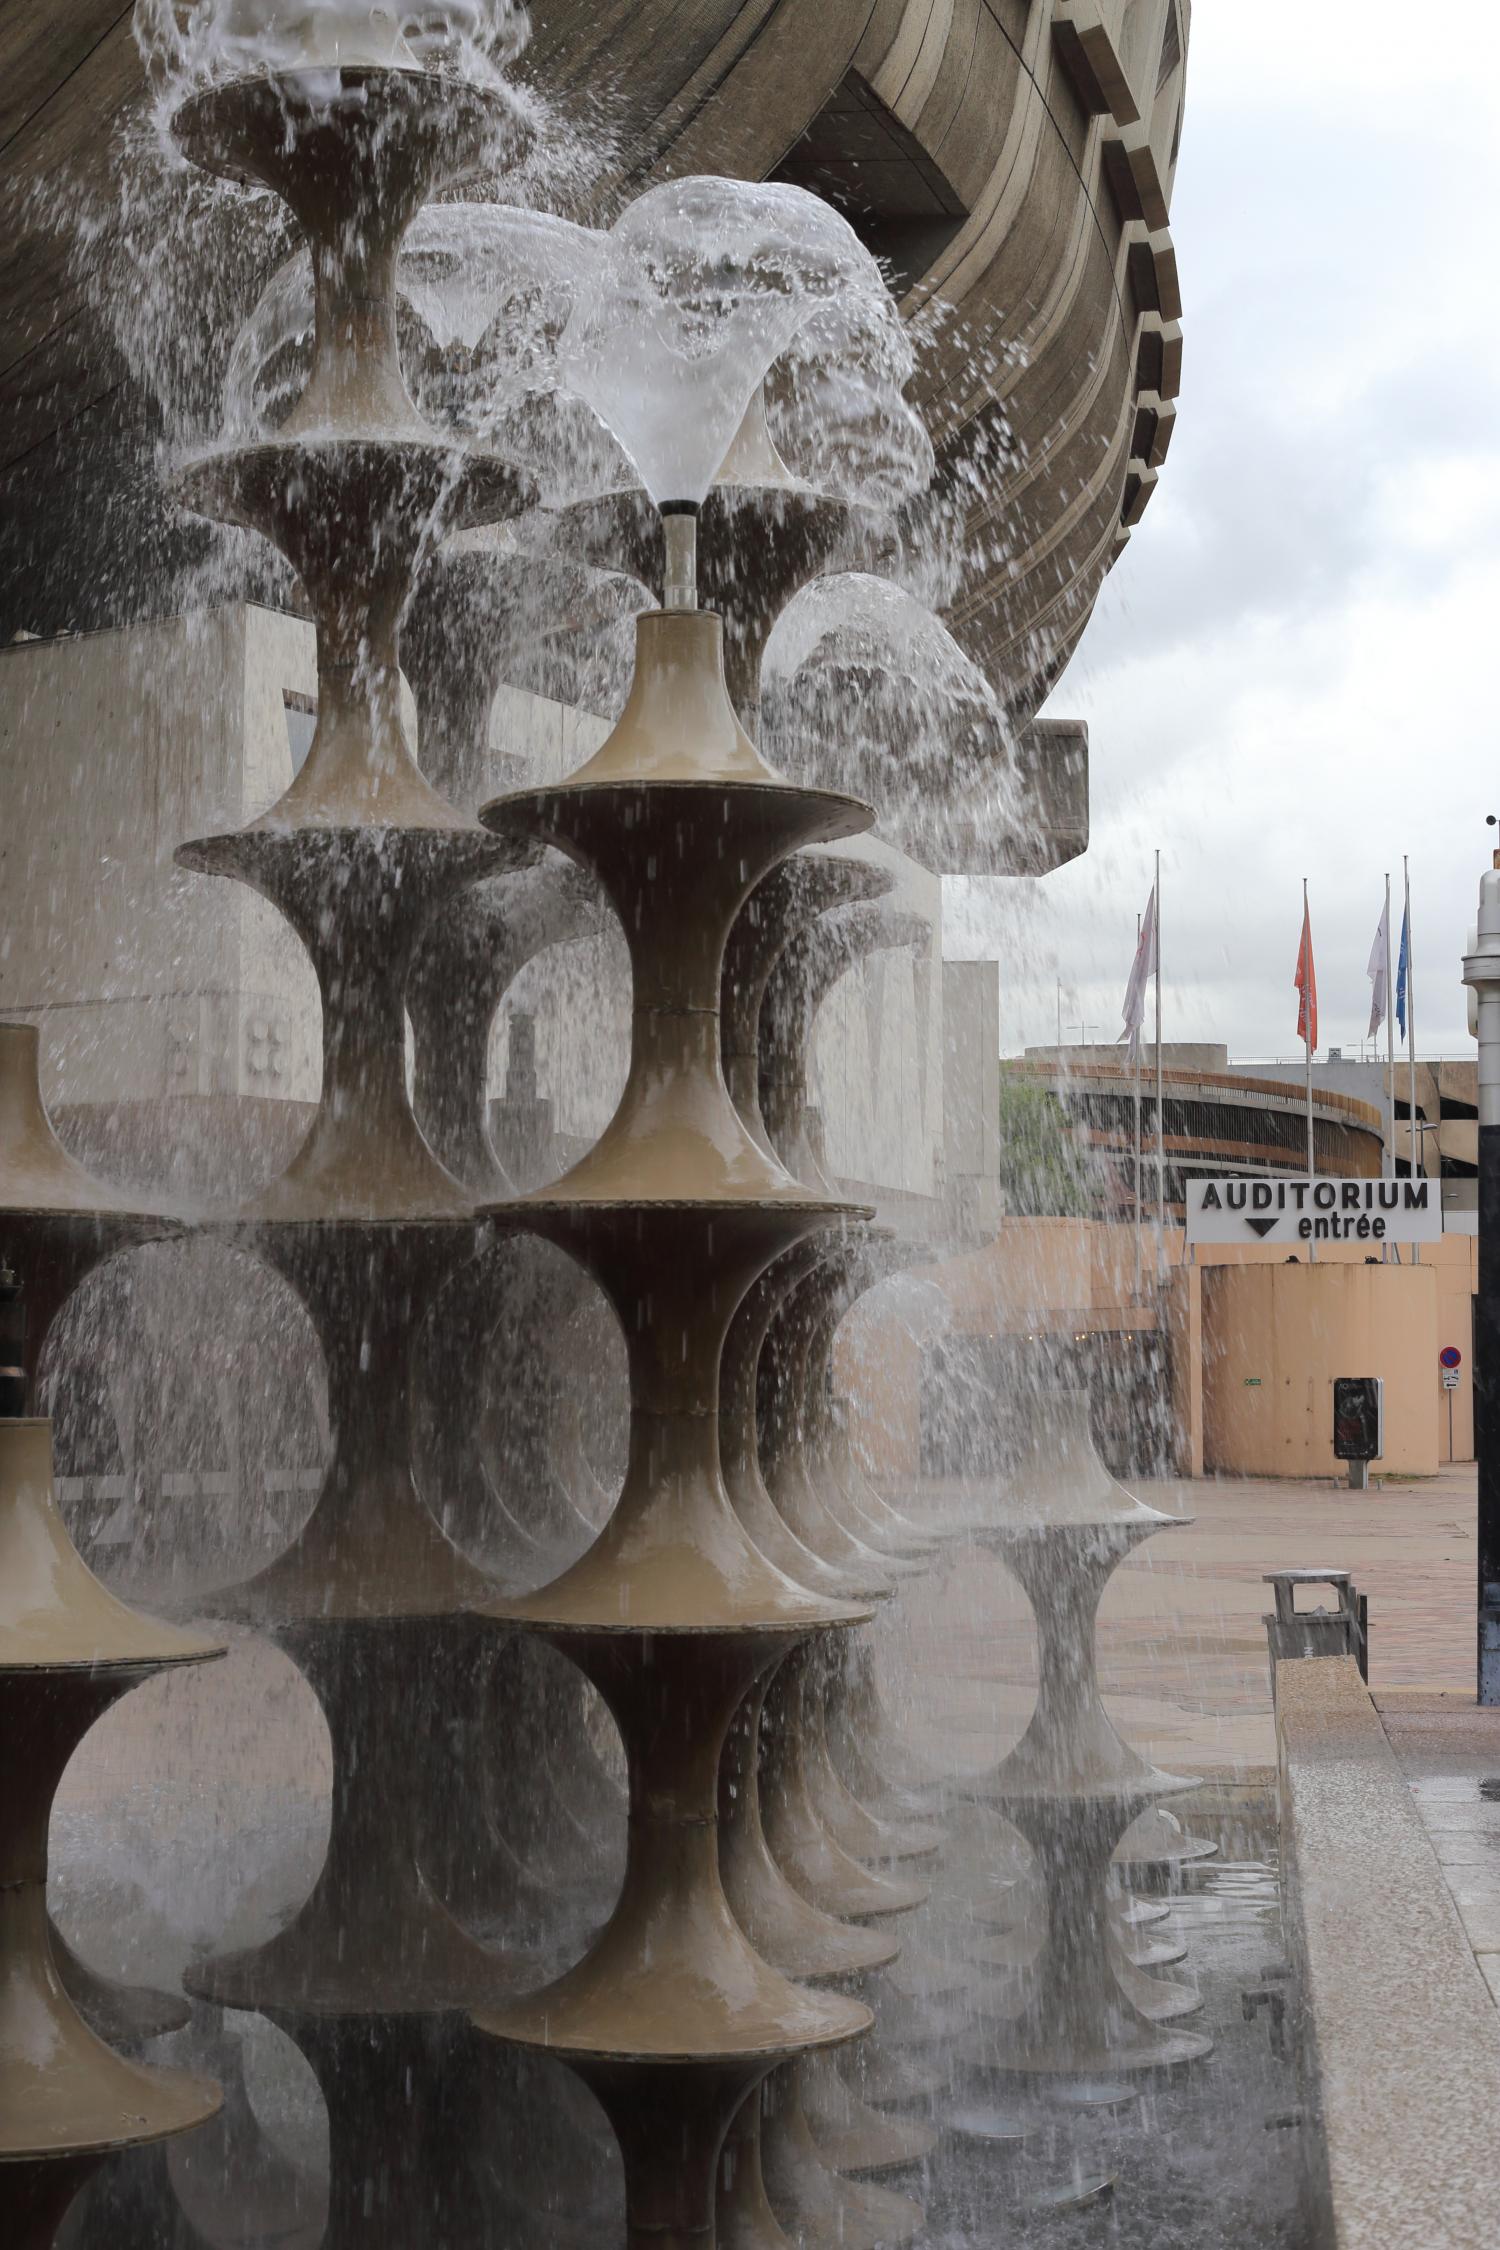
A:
[770,70,969,298]
[283,689,317,776]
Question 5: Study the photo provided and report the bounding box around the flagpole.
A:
[1406,854,1420,1265]
[1298,875,1317,1264]
[1383,871,1395,1173]
[1384,870,1395,1262]
[1133,911,1143,1299]
[1154,848,1165,1274]
[1303,876,1315,1174]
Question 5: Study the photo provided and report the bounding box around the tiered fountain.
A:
[130,15,548,2235]
[11,11,1120,2236]
[718,880,950,2246]
[0,1402,222,2249]
[438,167,963,2246]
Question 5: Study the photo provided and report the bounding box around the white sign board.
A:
[1185,1176,1445,1248]
[1443,1369,1461,1391]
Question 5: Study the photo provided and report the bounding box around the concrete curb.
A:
[1277,1657,1500,2248]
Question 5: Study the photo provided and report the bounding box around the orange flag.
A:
[1295,896,1318,1051]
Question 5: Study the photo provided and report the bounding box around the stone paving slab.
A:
[1378,1692,1500,2016]
[1278,1659,1500,2250]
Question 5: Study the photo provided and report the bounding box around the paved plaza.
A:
[892,1463,1479,1781]
[890,1461,1500,2034]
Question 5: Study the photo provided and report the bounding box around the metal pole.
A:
[1154,848,1165,1274]
[1304,876,1316,1263]
[1133,911,1143,1301]
[1394,873,1403,1269]
[1461,852,1500,1702]
[1384,872,1395,1173]
[1407,855,1421,1265]
[1303,876,1315,1176]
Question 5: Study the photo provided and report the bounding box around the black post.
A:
[1478,1123,1500,1701]
[1463,858,1500,1702]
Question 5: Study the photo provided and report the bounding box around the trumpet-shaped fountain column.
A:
[970,1392,1212,2075]
[0,1024,169,1404]
[162,52,535,2024]
[403,537,636,1195]
[169,55,536,1225]
[408,856,601,1199]
[760,1262,916,1588]
[0,1026,200,2047]
[0,1418,223,2247]
[759,897,928,1199]
[470,608,881,2248]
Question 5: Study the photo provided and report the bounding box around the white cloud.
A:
[952,0,1500,1066]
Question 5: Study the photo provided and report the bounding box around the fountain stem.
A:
[662,507,699,612]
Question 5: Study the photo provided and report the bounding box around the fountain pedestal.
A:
[723,1240,889,1603]
[722,853,891,1165]
[184,1220,518,2017]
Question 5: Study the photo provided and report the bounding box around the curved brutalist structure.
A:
[469,602,884,2246]
[0,1415,222,2247]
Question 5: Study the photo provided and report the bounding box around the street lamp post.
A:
[1462,843,1500,1703]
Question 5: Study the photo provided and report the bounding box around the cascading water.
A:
[0,7,1312,2249]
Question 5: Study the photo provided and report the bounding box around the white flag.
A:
[1120,882,1158,1064]
[1367,897,1389,1038]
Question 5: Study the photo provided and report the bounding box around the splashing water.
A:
[400,205,633,505]
[769,295,934,512]
[220,205,636,505]
[133,0,531,103]
[763,572,1022,868]
[558,177,893,509]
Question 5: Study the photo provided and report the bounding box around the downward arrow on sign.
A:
[1246,1216,1278,1238]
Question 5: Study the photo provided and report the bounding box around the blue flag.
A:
[1396,902,1411,1038]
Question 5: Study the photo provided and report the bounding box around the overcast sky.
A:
[945,2,1500,1064]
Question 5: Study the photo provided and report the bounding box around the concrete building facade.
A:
[1250,1053,1479,1190]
